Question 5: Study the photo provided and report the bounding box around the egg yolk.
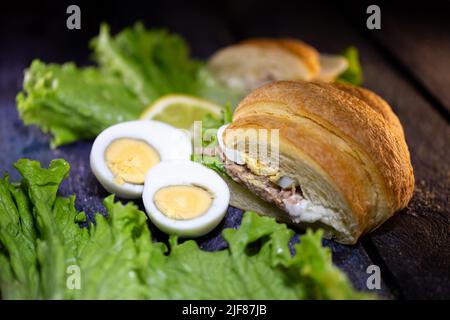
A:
[105,138,160,185]
[153,185,213,220]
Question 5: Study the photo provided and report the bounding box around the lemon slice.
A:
[140,94,222,129]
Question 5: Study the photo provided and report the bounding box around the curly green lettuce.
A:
[336,46,363,85]
[17,23,243,147]
[91,23,202,105]
[16,61,143,147]
[0,158,372,300]
[191,103,232,176]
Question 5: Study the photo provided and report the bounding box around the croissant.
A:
[220,80,414,244]
[208,38,348,93]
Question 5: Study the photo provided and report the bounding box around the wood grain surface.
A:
[368,4,450,117]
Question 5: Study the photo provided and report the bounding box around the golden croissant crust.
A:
[224,80,414,244]
[207,38,321,93]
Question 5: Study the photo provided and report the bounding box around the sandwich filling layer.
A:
[223,156,303,212]
[220,151,350,239]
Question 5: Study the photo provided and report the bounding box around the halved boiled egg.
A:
[142,160,230,237]
[90,120,192,199]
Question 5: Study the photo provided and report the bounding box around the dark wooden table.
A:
[0,1,449,299]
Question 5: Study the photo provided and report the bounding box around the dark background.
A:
[0,0,449,299]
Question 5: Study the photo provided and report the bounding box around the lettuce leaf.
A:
[17,24,243,147]
[193,103,232,176]
[91,23,202,105]
[68,196,154,299]
[91,23,243,107]
[16,61,143,147]
[0,159,371,299]
[336,46,363,86]
[0,177,40,299]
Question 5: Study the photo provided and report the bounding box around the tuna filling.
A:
[222,154,304,211]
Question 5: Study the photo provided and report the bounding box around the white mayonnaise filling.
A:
[283,197,349,236]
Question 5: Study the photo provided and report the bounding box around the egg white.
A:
[142,160,230,237]
[217,124,244,164]
[90,120,192,199]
